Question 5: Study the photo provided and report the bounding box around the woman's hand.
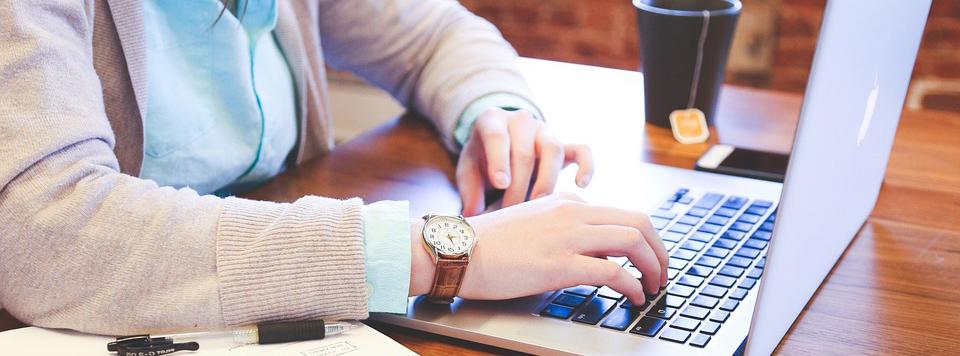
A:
[456,108,594,216]
[410,193,669,305]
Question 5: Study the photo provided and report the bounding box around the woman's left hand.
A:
[456,107,594,216]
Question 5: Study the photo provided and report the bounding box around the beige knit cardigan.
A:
[0,0,535,334]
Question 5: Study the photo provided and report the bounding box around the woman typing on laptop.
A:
[0,0,667,334]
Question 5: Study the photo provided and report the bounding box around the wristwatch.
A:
[421,214,478,304]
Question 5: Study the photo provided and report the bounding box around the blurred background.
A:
[329,0,960,141]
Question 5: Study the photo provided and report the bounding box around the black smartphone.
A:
[694,144,789,183]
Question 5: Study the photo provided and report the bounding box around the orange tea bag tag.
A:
[669,108,710,144]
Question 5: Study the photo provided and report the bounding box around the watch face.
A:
[423,216,476,256]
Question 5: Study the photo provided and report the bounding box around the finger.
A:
[456,141,486,216]
[529,128,565,199]
[573,225,662,295]
[564,144,595,188]
[501,117,538,207]
[636,214,669,285]
[581,207,670,285]
[571,256,647,304]
[475,114,512,189]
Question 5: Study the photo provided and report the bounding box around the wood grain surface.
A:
[1,60,957,355]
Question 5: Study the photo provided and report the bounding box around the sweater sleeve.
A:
[317,0,538,153]
[0,0,367,335]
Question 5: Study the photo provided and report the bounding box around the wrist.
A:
[408,218,435,296]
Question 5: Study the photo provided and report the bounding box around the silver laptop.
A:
[373,1,931,354]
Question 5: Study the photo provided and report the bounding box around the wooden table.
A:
[2,59,958,354]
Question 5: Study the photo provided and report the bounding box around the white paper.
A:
[0,322,415,356]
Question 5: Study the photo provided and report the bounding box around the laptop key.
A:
[759,222,775,232]
[651,209,678,220]
[738,214,762,224]
[663,241,676,251]
[662,231,686,243]
[700,285,728,299]
[706,215,730,226]
[701,321,721,335]
[694,193,725,210]
[601,307,642,331]
[681,240,707,252]
[668,285,696,298]
[729,288,748,301]
[677,275,704,288]
[714,207,738,218]
[744,238,768,250]
[710,310,730,323]
[739,278,758,290]
[722,230,745,241]
[722,196,747,210]
[540,304,575,319]
[645,305,677,320]
[690,333,712,347]
[713,238,738,250]
[704,247,729,259]
[630,316,666,337]
[673,249,697,261]
[752,200,773,208]
[687,207,710,218]
[678,195,693,204]
[719,299,739,312]
[698,224,723,234]
[668,224,693,234]
[729,222,754,232]
[689,231,714,243]
[756,257,767,269]
[696,255,722,268]
[736,247,762,259]
[565,285,597,296]
[667,268,680,280]
[745,205,768,216]
[661,295,686,309]
[752,231,772,241]
[597,286,623,300]
[709,275,737,288]
[747,267,763,279]
[553,293,586,307]
[650,217,671,230]
[677,215,701,226]
[668,258,688,270]
[686,265,713,277]
[727,256,753,268]
[659,328,691,343]
[691,295,720,309]
[660,202,675,210]
[718,265,745,278]
[680,305,711,320]
[573,296,618,325]
[670,316,701,331]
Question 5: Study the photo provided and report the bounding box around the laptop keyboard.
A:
[537,188,777,348]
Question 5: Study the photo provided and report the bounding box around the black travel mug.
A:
[634,0,741,127]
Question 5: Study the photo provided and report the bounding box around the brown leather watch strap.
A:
[427,256,469,304]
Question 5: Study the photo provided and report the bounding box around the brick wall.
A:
[459,0,960,113]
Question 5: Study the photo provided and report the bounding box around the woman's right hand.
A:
[410,192,669,305]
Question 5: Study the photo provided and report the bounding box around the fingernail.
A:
[577,174,592,188]
[494,171,510,188]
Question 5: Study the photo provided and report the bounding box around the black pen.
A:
[159,320,358,345]
[108,320,358,355]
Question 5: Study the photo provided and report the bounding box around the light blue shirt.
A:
[140,0,541,314]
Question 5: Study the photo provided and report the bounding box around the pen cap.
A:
[257,320,325,344]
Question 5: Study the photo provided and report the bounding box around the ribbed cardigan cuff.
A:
[432,67,540,153]
[215,196,368,326]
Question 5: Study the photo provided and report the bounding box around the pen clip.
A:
[116,341,199,356]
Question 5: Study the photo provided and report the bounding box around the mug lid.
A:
[632,0,742,17]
